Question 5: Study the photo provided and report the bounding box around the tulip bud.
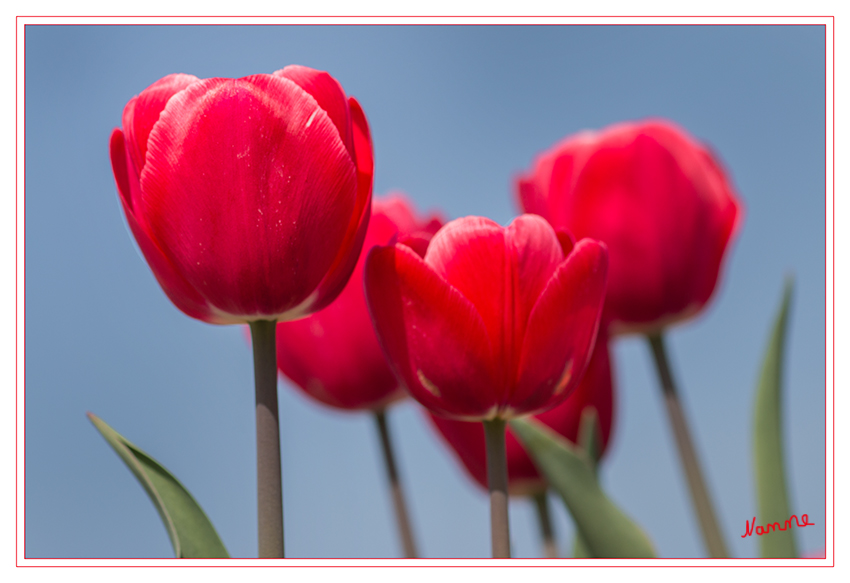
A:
[517,120,741,335]
[109,66,373,325]
[365,214,608,421]
[276,194,444,410]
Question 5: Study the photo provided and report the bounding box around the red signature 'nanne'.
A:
[741,514,815,538]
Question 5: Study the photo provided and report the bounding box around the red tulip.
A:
[109,66,373,325]
[276,194,444,411]
[364,214,608,421]
[517,120,741,335]
[428,329,614,495]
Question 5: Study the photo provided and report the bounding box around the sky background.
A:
[24,24,826,559]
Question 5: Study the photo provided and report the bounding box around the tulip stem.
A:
[647,332,728,558]
[250,320,284,558]
[531,490,558,558]
[483,418,511,558]
[374,410,419,558]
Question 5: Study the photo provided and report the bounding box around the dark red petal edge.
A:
[308,97,374,313]
[109,129,215,323]
[554,227,576,256]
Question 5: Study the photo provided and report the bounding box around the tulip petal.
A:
[516,130,597,228]
[526,120,743,333]
[367,195,443,259]
[374,193,444,239]
[424,216,507,368]
[425,216,565,403]
[139,75,358,322]
[109,128,135,213]
[429,412,547,495]
[122,73,199,179]
[504,214,565,357]
[511,239,608,414]
[567,141,662,324]
[516,176,546,218]
[398,234,431,258]
[110,129,215,322]
[365,244,497,419]
[276,194,442,411]
[349,97,374,189]
[534,331,614,456]
[306,96,373,314]
[276,289,401,410]
[428,414,489,488]
[690,148,742,309]
[426,331,614,495]
[274,65,353,156]
[554,227,576,256]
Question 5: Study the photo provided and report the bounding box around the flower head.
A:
[517,120,741,334]
[110,66,373,324]
[365,214,608,420]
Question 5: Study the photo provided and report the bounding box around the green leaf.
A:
[88,412,229,558]
[511,417,656,558]
[572,534,593,558]
[571,406,600,557]
[577,406,602,471]
[753,279,796,558]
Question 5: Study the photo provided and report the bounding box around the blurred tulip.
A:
[274,194,441,558]
[517,120,741,557]
[109,66,373,325]
[428,328,614,496]
[365,214,608,421]
[276,194,443,411]
[517,120,741,335]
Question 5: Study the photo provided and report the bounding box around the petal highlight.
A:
[122,73,199,178]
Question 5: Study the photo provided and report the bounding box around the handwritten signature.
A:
[741,514,815,538]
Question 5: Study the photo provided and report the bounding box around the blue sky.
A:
[24,24,826,558]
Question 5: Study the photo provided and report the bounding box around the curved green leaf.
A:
[753,279,796,558]
[88,412,229,558]
[511,417,656,558]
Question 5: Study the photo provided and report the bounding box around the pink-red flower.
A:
[109,66,373,324]
[365,214,608,421]
[276,194,443,411]
[517,120,741,335]
[428,329,614,494]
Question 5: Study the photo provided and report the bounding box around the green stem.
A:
[647,332,728,558]
[483,418,511,558]
[250,320,284,558]
[374,410,418,558]
[532,490,558,558]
